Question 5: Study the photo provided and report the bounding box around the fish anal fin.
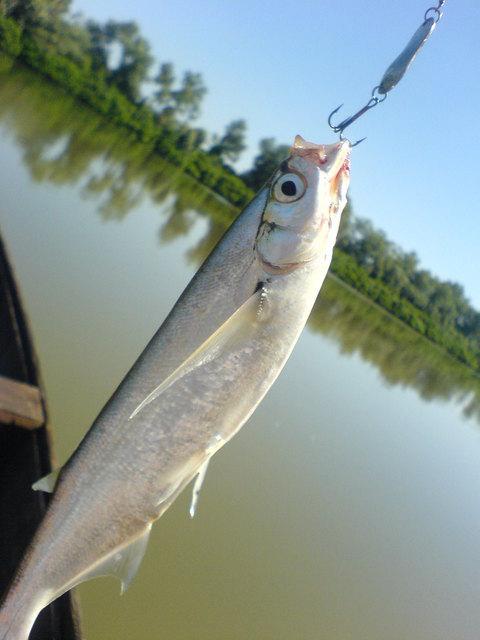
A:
[78,525,152,595]
[130,287,268,420]
[117,525,152,594]
[32,468,60,493]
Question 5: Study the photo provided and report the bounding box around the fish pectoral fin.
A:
[189,458,210,519]
[129,286,268,420]
[32,468,60,493]
[81,525,152,595]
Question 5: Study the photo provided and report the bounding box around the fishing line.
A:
[327,0,446,146]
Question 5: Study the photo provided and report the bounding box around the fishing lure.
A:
[328,0,446,145]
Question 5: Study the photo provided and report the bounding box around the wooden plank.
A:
[0,234,82,638]
[0,374,44,429]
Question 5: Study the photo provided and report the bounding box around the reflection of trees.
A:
[156,177,233,263]
[2,63,480,426]
[0,64,237,228]
[312,276,480,424]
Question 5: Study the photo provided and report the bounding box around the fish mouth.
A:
[291,135,350,178]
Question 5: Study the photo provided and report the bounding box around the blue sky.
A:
[71,0,480,308]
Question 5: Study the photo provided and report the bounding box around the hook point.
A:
[351,136,367,147]
[328,104,344,130]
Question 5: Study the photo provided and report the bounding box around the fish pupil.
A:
[281,180,296,196]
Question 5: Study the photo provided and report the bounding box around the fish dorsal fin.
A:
[32,468,60,493]
[189,458,210,519]
[80,525,152,595]
[129,287,268,420]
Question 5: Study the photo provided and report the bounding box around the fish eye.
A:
[272,173,306,203]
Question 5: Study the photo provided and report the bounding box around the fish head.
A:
[256,135,350,272]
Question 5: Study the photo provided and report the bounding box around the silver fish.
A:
[0,135,350,640]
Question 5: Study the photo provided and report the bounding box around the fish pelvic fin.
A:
[129,287,268,420]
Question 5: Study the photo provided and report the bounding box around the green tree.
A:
[5,0,70,30]
[337,200,353,248]
[0,13,22,56]
[153,62,175,110]
[209,119,246,163]
[103,20,153,102]
[171,70,206,122]
[402,251,419,280]
[242,137,289,190]
[57,18,92,64]
[4,0,90,63]
[86,19,108,69]
[176,127,207,151]
[154,65,206,126]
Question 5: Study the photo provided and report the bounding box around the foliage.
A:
[4,0,70,31]
[331,249,479,370]
[101,20,153,102]
[85,19,108,69]
[153,62,175,110]
[312,276,480,425]
[0,14,22,56]
[153,62,206,124]
[171,71,206,122]
[0,5,479,372]
[337,213,480,360]
[242,137,290,190]
[0,28,251,208]
[209,119,247,163]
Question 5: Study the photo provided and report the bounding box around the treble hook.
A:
[328,104,367,147]
[327,87,387,147]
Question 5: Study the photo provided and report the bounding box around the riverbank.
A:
[0,15,253,209]
[330,250,478,370]
[0,13,478,373]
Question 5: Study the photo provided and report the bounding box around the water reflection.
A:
[1,62,479,424]
[313,277,480,422]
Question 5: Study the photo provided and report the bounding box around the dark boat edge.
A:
[0,233,82,639]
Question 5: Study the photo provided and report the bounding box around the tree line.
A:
[0,1,312,189]
[334,211,480,367]
[0,0,255,208]
[0,0,479,371]
[0,1,251,159]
